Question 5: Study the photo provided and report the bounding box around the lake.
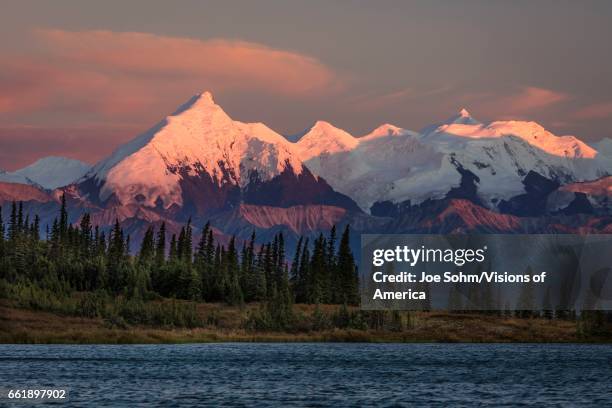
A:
[1,343,611,407]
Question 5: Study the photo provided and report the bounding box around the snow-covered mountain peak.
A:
[425,113,598,160]
[0,156,90,190]
[296,121,358,161]
[311,120,344,132]
[361,124,409,140]
[174,90,217,111]
[197,90,215,104]
[87,92,303,208]
[446,108,481,125]
[302,110,610,212]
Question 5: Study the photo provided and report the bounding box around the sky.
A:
[1,0,612,170]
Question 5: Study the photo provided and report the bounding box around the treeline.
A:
[0,196,358,311]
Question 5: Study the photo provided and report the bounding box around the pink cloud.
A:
[503,86,568,113]
[0,29,342,119]
[573,102,612,120]
[458,86,569,120]
[487,86,569,118]
[34,29,341,96]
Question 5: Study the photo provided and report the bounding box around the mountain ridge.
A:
[1,90,610,255]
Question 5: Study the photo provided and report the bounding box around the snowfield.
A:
[297,109,610,211]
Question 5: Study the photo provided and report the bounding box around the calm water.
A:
[1,343,611,407]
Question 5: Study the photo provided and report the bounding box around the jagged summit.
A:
[296,120,358,161]
[188,90,218,110]
[199,90,215,102]
[170,90,220,116]
[189,90,216,106]
[446,108,481,125]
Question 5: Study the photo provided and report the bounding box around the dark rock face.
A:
[371,200,414,218]
[523,171,560,196]
[445,166,482,206]
[75,176,105,205]
[242,165,362,213]
[499,171,560,216]
[559,193,594,216]
[370,200,400,218]
[177,167,241,221]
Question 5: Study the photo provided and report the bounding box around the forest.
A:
[0,196,609,341]
[0,195,359,331]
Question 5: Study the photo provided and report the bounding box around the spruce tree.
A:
[138,226,155,266]
[8,201,17,243]
[289,237,303,292]
[79,213,92,257]
[169,234,178,261]
[183,218,193,262]
[59,194,68,240]
[240,232,257,301]
[225,236,243,305]
[253,244,267,301]
[32,214,40,241]
[337,225,358,305]
[0,206,4,259]
[195,223,209,299]
[295,238,310,303]
[210,244,225,301]
[17,202,24,234]
[107,219,125,291]
[155,222,167,265]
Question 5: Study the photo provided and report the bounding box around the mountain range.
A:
[1,91,610,254]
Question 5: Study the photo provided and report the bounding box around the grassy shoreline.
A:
[2,301,610,344]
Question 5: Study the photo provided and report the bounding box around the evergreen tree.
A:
[309,234,327,304]
[8,201,17,243]
[169,234,177,261]
[289,237,303,292]
[295,238,310,303]
[0,206,4,260]
[138,226,155,266]
[194,223,209,300]
[17,202,24,234]
[79,213,92,256]
[253,244,267,301]
[225,236,243,305]
[107,219,126,291]
[337,225,358,305]
[59,194,68,240]
[210,244,225,301]
[32,214,40,241]
[182,218,193,262]
[155,222,166,266]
